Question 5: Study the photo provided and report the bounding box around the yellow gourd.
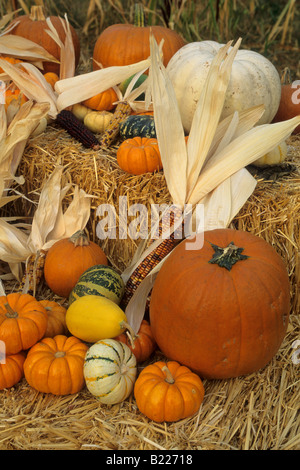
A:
[84,110,113,133]
[72,103,92,121]
[65,295,128,343]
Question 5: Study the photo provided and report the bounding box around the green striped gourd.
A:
[119,114,156,140]
[83,339,137,404]
[69,265,124,305]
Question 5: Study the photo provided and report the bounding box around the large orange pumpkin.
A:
[24,335,88,395]
[0,293,48,355]
[0,352,26,390]
[92,4,185,71]
[44,230,108,298]
[150,228,290,379]
[8,6,80,74]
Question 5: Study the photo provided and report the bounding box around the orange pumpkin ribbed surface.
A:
[115,320,157,363]
[0,352,26,390]
[92,4,184,71]
[0,293,48,355]
[117,137,162,175]
[149,228,291,379]
[24,335,88,395]
[44,230,108,298]
[8,6,80,74]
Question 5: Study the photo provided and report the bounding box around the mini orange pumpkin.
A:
[117,136,162,175]
[39,300,68,338]
[115,320,156,363]
[24,335,88,395]
[0,293,48,355]
[44,230,108,298]
[82,88,118,112]
[134,360,205,423]
[0,352,26,390]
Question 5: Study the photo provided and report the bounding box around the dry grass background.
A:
[0,0,299,451]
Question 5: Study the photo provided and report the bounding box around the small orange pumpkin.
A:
[117,136,162,175]
[0,352,26,390]
[115,320,156,363]
[0,56,22,73]
[24,335,88,395]
[39,300,68,338]
[0,293,48,355]
[82,88,118,112]
[44,230,108,298]
[134,360,205,423]
[272,81,300,134]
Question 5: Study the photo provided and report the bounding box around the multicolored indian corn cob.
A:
[99,101,132,148]
[56,109,100,150]
[121,205,184,309]
[19,250,47,297]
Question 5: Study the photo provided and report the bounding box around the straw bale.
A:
[1,128,299,451]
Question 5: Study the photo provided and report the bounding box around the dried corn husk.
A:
[45,14,75,80]
[0,100,50,186]
[0,166,93,294]
[0,34,59,69]
[123,35,300,332]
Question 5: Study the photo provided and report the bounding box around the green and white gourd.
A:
[166,40,282,133]
[84,339,137,405]
[69,265,125,305]
[119,115,156,140]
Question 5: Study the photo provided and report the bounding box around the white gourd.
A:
[166,40,282,132]
[252,140,288,167]
[83,339,137,405]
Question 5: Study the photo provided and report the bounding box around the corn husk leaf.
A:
[45,14,75,80]
[55,58,151,111]
[0,59,57,117]
[0,100,50,185]
[0,166,92,282]
[0,34,59,65]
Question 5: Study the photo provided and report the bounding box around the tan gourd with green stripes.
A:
[83,339,137,404]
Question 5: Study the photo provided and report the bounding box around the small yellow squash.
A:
[252,140,288,167]
[65,294,128,343]
[83,110,113,133]
[72,103,92,121]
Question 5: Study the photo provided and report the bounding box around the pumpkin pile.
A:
[0,2,299,429]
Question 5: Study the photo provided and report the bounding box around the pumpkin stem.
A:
[162,365,175,384]
[134,3,145,27]
[69,230,90,247]
[120,321,137,349]
[29,5,46,21]
[208,241,249,271]
[4,302,18,318]
[54,351,66,358]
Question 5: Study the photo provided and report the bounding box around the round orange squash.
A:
[134,360,205,422]
[149,228,291,379]
[115,319,156,363]
[44,230,108,298]
[92,3,185,71]
[117,136,162,175]
[8,6,80,74]
[24,335,88,395]
[0,293,48,355]
[0,352,26,390]
[39,300,68,338]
